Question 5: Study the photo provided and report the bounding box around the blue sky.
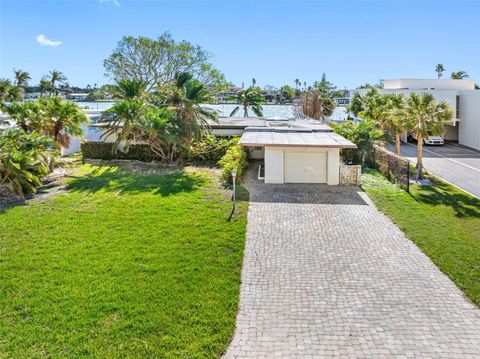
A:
[1,0,479,89]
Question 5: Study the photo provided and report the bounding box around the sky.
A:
[1,0,479,89]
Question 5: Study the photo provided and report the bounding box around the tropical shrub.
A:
[0,129,53,198]
[188,136,236,163]
[217,138,248,184]
[330,120,384,166]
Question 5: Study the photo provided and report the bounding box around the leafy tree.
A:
[400,93,453,179]
[104,33,226,91]
[0,79,22,105]
[13,69,31,88]
[0,129,53,198]
[450,71,469,79]
[229,87,264,117]
[435,64,445,79]
[314,73,336,95]
[280,85,295,101]
[331,120,384,165]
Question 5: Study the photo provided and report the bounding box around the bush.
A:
[0,129,54,198]
[188,136,237,163]
[217,138,248,184]
[330,120,384,166]
[81,141,158,161]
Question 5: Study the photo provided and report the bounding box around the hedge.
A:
[81,141,158,162]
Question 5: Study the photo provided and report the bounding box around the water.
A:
[78,101,348,121]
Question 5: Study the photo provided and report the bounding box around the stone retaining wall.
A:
[339,164,361,185]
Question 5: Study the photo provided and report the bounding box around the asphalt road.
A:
[391,142,480,198]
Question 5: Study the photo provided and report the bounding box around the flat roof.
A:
[239,129,357,148]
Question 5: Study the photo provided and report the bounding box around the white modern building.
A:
[357,79,480,150]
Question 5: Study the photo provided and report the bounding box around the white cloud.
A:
[36,34,62,47]
[99,0,120,6]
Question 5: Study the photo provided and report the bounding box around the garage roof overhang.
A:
[238,128,357,149]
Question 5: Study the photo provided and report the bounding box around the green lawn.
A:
[362,170,480,307]
[0,162,248,358]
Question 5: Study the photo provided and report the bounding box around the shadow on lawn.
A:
[67,165,205,196]
[413,182,480,219]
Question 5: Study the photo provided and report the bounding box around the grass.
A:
[362,170,480,307]
[0,162,248,358]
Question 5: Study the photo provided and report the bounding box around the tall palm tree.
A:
[229,87,264,117]
[43,70,67,96]
[167,72,218,144]
[294,79,301,90]
[13,69,31,88]
[450,71,469,79]
[381,94,407,155]
[435,64,445,79]
[401,93,453,179]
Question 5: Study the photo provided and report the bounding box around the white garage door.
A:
[284,151,327,183]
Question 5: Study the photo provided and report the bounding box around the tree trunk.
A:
[416,134,423,180]
[395,133,401,155]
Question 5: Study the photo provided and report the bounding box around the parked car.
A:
[409,132,444,145]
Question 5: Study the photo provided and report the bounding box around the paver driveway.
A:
[224,165,480,358]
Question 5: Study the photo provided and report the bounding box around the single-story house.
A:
[87,114,357,184]
[238,123,356,185]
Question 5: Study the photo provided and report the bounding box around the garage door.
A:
[284,151,327,183]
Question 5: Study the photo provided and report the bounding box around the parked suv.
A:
[409,132,444,145]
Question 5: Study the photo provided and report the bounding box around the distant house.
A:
[216,87,242,103]
[24,92,42,100]
[66,93,89,101]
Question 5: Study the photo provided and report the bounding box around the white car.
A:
[410,132,444,145]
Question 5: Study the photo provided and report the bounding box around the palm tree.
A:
[229,87,264,117]
[3,101,42,132]
[39,79,51,97]
[43,70,67,96]
[435,64,445,79]
[294,79,301,90]
[13,69,31,88]
[116,79,147,99]
[167,72,218,144]
[0,129,53,198]
[37,97,89,148]
[401,93,453,180]
[100,99,146,153]
[450,71,469,79]
[381,94,407,155]
[0,79,22,105]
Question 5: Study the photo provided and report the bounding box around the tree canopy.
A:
[104,33,228,92]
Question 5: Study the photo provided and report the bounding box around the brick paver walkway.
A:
[224,165,480,358]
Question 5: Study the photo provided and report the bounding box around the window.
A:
[456,95,460,118]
